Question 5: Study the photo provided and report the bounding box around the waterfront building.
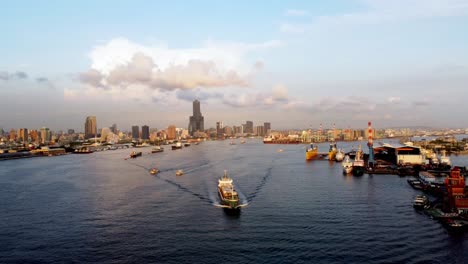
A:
[256,125,265,137]
[110,124,118,134]
[85,116,97,139]
[9,129,17,142]
[264,122,271,136]
[167,125,176,140]
[142,125,149,140]
[224,126,233,137]
[233,126,243,135]
[40,127,51,144]
[188,99,204,136]
[67,129,75,135]
[245,121,253,134]
[19,128,28,143]
[131,126,139,140]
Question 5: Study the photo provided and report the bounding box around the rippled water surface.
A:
[1,140,468,263]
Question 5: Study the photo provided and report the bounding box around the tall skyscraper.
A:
[85,116,97,139]
[188,99,204,136]
[67,129,75,135]
[40,127,50,144]
[264,122,271,136]
[132,126,140,139]
[19,128,28,143]
[245,121,253,134]
[110,124,118,134]
[216,121,224,138]
[142,125,150,140]
[167,125,176,140]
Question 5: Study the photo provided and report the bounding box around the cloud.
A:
[222,85,292,108]
[0,71,28,80]
[285,9,309,17]
[280,23,307,34]
[413,99,431,106]
[175,89,223,102]
[387,97,401,104]
[78,38,279,92]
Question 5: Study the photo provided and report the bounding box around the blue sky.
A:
[1,0,468,131]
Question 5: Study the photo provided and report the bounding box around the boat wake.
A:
[246,166,273,202]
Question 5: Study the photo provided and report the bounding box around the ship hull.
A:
[306,149,318,160]
[218,189,240,209]
[352,166,365,176]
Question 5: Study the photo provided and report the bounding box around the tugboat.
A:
[335,149,345,162]
[172,142,183,150]
[305,143,318,160]
[218,170,240,209]
[149,168,159,175]
[342,155,353,174]
[130,151,142,158]
[151,146,164,153]
[352,145,365,176]
[328,142,337,161]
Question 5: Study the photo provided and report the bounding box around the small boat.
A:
[306,143,318,160]
[407,178,423,190]
[230,140,236,145]
[413,195,428,209]
[277,149,284,153]
[149,168,159,175]
[172,142,183,150]
[73,147,94,154]
[218,170,240,209]
[352,145,365,176]
[439,150,451,166]
[342,155,353,174]
[130,151,142,158]
[240,139,246,144]
[328,142,337,161]
[335,149,345,162]
[175,169,184,176]
[184,142,191,147]
[151,146,164,153]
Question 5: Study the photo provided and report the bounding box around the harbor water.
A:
[1,140,468,263]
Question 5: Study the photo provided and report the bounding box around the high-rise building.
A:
[85,116,97,139]
[264,122,271,136]
[255,125,265,137]
[167,125,176,140]
[110,124,118,134]
[142,125,150,140]
[9,129,17,142]
[132,126,140,140]
[67,129,75,135]
[216,121,224,138]
[245,121,253,134]
[188,100,204,136]
[40,127,51,144]
[30,130,39,144]
[19,128,28,143]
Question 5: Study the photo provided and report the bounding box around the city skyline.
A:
[2,1,468,130]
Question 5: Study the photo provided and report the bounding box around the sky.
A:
[1,0,468,131]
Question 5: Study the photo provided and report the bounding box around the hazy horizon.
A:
[2,1,468,131]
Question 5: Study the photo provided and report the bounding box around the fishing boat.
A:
[130,151,142,158]
[328,142,337,161]
[342,155,353,174]
[151,146,164,153]
[352,145,365,176]
[305,143,318,160]
[413,195,428,209]
[175,169,184,176]
[149,168,159,175]
[172,142,183,150]
[218,170,240,209]
[335,149,345,162]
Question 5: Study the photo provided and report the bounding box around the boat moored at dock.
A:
[328,143,337,161]
[335,149,344,162]
[413,195,429,209]
[342,155,353,174]
[306,143,318,160]
[352,146,365,176]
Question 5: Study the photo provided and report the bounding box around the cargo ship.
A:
[218,170,240,209]
[306,143,318,160]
